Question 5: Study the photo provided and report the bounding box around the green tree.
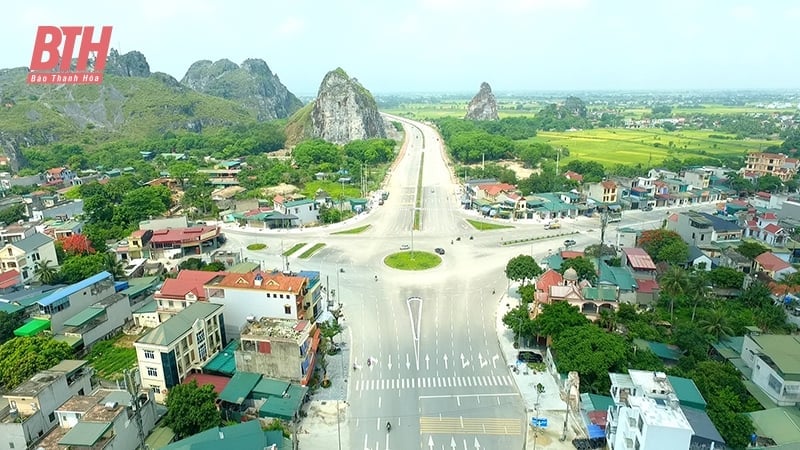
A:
[34,259,59,284]
[0,204,27,225]
[0,336,73,389]
[658,265,689,320]
[657,241,690,266]
[320,320,343,348]
[551,325,629,393]
[756,175,784,193]
[0,311,24,343]
[708,267,745,289]
[102,253,126,279]
[638,229,687,263]
[736,241,769,260]
[292,139,342,167]
[164,380,222,439]
[559,257,596,283]
[504,255,543,284]
[531,301,589,341]
[502,305,534,347]
[697,309,733,342]
[58,254,107,284]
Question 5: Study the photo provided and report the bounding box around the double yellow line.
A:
[419,417,522,435]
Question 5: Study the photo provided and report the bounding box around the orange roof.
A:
[0,270,20,289]
[622,247,657,271]
[212,270,306,294]
[149,226,218,244]
[763,223,783,234]
[755,252,791,272]
[601,180,617,190]
[131,229,148,238]
[561,250,584,259]
[157,270,226,300]
[761,212,778,220]
[183,373,230,394]
[536,269,563,292]
[564,171,583,182]
[636,279,659,294]
[478,183,516,196]
[274,195,285,204]
[47,167,65,175]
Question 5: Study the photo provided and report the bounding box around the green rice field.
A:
[86,334,138,381]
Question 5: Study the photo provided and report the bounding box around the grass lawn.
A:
[246,243,267,250]
[332,225,371,235]
[527,128,777,167]
[384,251,442,270]
[86,334,138,381]
[299,243,326,259]
[466,219,514,231]
[283,243,306,256]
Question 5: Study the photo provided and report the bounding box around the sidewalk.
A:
[495,287,586,449]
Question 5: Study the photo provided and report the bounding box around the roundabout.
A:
[383,250,441,270]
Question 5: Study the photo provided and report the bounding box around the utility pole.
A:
[598,209,609,283]
[124,369,147,450]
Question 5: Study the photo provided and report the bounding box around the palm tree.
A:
[34,259,58,285]
[658,265,689,321]
[698,309,733,342]
[102,253,126,279]
[597,309,618,332]
[687,272,712,322]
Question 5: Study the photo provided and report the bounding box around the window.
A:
[48,412,55,422]
[152,385,161,393]
[9,443,14,449]
[144,350,155,360]
[147,367,158,377]
[284,305,291,314]
[768,374,783,394]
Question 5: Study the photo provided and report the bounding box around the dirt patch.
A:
[114,334,140,348]
[500,161,539,179]
[262,183,300,196]
[297,401,350,449]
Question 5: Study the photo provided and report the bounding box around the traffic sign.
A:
[531,417,548,428]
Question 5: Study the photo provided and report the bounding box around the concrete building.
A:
[741,332,800,407]
[235,318,319,386]
[204,270,323,338]
[586,180,618,204]
[151,270,226,325]
[666,211,743,249]
[0,233,58,284]
[134,302,225,403]
[0,224,37,246]
[744,152,799,181]
[754,252,797,281]
[35,271,116,333]
[607,371,699,450]
[148,226,222,259]
[59,292,132,350]
[36,389,158,450]
[680,169,710,190]
[138,216,188,231]
[0,360,94,450]
[273,196,320,226]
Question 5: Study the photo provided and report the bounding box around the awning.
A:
[14,318,51,337]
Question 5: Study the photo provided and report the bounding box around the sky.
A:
[3,0,800,95]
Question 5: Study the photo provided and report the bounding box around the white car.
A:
[400,244,410,250]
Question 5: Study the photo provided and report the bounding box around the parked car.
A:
[435,248,445,255]
[517,351,543,363]
[642,205,653,212]
[400,244,410,250]
[564,239,577,248]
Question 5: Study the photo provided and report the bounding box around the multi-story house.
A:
[273,195,320,226]
[740,331,800,406]
[39,219,83,240]
[742,212,790,247]
[545,268,619,319]
[114,229,154,261]
[134,302,225,403]
[744,152,799,181]
[0,224,37,246]
[44,167,75,185]
[0,233,58,284]
[152,270,226,324]
[36,388,158,450]
[473,183,517,203]
[681,168,711,190]
[235,317,320,386]
[667,211,743,249]
[36,271,116,333]
[620,247,658,277]
[204,270,323,338]
[586,180,618,204]
[148,226,221,259]
[0,360,93,450]
[606,370,725,450]
[648,168,679,180]
[58,291,132,350]
[754,252,797,280]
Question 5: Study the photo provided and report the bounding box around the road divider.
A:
[500,231,579,246]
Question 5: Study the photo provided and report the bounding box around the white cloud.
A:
[276,17,306,36]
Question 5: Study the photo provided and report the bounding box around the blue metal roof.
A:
[38,271,112,306]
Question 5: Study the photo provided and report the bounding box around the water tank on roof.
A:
[104,402,118,410]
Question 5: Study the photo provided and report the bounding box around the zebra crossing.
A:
[354,375,513,391]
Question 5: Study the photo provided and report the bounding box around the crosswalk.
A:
[354,375,513,391]
[420,416,522,435]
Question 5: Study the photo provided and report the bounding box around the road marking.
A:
[419,417,522,435]
[378,396,381,408]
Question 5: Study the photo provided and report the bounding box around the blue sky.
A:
[3,0,799,94]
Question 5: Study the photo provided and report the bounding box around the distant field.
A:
[528,128,778,166]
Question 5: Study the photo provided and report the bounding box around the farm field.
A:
[525,128,778,166]
[382,104,539,119]
[86,333,139,381]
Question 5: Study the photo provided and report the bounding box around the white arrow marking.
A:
[451,437,457,449]
[406,353,411,370]
[388,355,392,370]
[474,437,481,449]
[443,355,449,370]
[426,354,430,370]
[479,353,487,368]
[460,354,469,369]
[463,439,468,450]
[428,435,434,450]
[364,434,369,450]
[492,354,499,369]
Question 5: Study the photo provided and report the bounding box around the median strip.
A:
[299,243,326,259]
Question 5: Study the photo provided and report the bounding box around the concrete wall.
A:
[139,216,188,231]
[235,340,303,382]
[751,354,800,406]
[215,288,301,338]
[47,277,116,333]
[106,391,158,450]
[81,295,132,349]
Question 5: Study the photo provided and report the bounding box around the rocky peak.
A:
[104,49,151,77]
[465,81,499,121]
[180,58,302,120]
[310,68,385,145]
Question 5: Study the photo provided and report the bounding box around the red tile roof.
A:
[561,251,584,259]
[183,373,230,394]
[131,229,148,238]
[755,252,792,272]
[47,167,65,175]
[536,269,563,292]
[636,279,659,294]
[478,183,516,196]
[763,223,783,234]
[157,270,226,300]
[601,181,617,190]
[0,270,20,289]
[212,270,306,294]
[564,171,584,182]
[622,247,657,271]
[274,195,285,205]
[757,192,772,199]
[149,226,219,244]
[761,212,778,220]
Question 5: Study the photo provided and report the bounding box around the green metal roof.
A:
[583,394,615,413]
[743,380,777,409]
[121,277,159,298]
[59,421,112,446]
[227,261,260,274]
[747,407,800,446]
[582,286,618,301]
[63,306,105,327]
[633,339,683,361]
[54,334,83,348]
[0,302,23,314]
[283,198,315,208]
[134,300,157,314]
[219,371,261,405]
[13,318,50,337]
[750,334,800,380]
[257,383,308,421]
[598,262,637,291]
[667,375,707,410]
[543,253,564,271]
[161,421,285,450]
[145,426,176,450]
[137,302,223,347]
[202,340,238,376]
[252,377,291,397]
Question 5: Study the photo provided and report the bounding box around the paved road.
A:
[216,115,720,450]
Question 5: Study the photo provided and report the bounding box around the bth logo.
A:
[28,26,113,85]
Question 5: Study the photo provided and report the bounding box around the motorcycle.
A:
[386,422,392,433]
[340,268,345,273]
